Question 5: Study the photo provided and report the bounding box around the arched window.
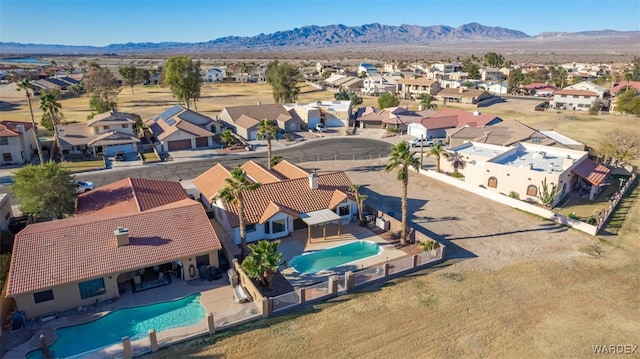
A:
[488,177,498,188]
[527,185,538,196]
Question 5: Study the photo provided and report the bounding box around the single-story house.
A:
[6,177,222,319]
[436,87,494,104]
[440,142,609,206]
[285,100,352,129]
[525,83,557,97]
[146,105,221,152]
[219,104,304,139]
[57,111,140,157]
[408,108,502,140]
[446,120,563,148]
[0,121,37,165]
[193,160,358,244]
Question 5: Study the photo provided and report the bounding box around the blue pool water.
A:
[27,294,205,359]
[290,240,382,274]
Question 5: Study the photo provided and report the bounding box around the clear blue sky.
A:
[1,0,639,46]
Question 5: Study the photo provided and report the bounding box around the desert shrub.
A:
[508,191,520,199]
[450,172,464,179]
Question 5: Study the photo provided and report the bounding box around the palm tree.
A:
[349,184,368,222]
[220,130,236,148]
[216,167,260,256]
[39,92,65,162]
[256,119,279,169]
[624,72,633,92]
[419,94,438,111]
[426,143,449,173]
[241,240,283,289]
[16,78,45,164]
[447,151,466,173]
[385,142,420,246]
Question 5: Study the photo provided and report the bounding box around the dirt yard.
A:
[145,160,640,359]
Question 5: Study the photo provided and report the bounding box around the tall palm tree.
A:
[16,78,45,164]
[256,119,279,169]
[426,143,449,173]
[419,94,438,111]
[385,142,420,246]
[216,167,260,256]
[447,151,466,173]
[39,92,65,162]
[349,184,368,222]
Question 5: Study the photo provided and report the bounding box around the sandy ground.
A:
[144,160,640,359]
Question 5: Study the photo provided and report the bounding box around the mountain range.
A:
[1,22,638,55]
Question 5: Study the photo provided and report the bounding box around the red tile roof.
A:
[193,163,232,202]
[77,178,190,216]
[611,81,640,94]
[271,160,309,179]
[241,160,282,184]
[6,199,221,296]
[0,121,33,137]
[431,108,501,127]
[571,158,611,186]
[223,172,353,227]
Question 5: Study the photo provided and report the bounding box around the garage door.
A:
[408,125,426,138]
[167,139,191,151]
[364,121,383,129]
[195,137,209,147]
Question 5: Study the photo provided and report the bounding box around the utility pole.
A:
[420,134,424,168]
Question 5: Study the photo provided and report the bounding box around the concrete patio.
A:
[279,222,408,287]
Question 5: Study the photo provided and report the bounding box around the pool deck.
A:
[279,222,408,288]
[3,276,246,359]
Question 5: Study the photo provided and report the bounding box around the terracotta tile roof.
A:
[431,108,501,127]
[553,89,598,97]
[611,81,640,94]
[77,178,190,216]
[571,158,611,186]
[6,199,221,296]
[271,160,309,179]
[241,160,282,184]
[223,172,353,227]
[0,121,33,137]
[193,163,232,202]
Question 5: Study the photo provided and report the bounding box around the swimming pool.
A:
[27,294,205,359]
[290,240,382,274]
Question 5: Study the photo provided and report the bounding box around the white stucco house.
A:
[205,68,226,82]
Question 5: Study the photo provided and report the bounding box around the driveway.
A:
[307,159,594,271]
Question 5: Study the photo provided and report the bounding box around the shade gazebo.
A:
[300,209,342,242]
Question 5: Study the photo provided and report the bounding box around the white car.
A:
[74,180,95,194]
[315,123,327,132]
[408,138,436,147]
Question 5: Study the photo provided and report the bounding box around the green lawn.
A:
[60,157,104,172]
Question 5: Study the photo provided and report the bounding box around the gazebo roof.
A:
[300,209,342,226]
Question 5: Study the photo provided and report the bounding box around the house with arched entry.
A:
[440,142,609,207]
[5,178,222,319]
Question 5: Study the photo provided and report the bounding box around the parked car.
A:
[408,138,437,147]
[315,123,327,133]
[74,180,95,194]
[114,151,126,161]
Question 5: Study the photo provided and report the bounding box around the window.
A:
[338,205,350,216]
[0,137,8,146]
[78,278,106,299]
[121,124,128,128]
[271,219,286,234]
[103,126,110,131]
[527,185,538,197]
[246,223,256,232]
[2,153,12,162]
[573,95,579,98]
[34,290,54,303]
[487,177,498,188]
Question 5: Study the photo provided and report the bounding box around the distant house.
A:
[397,78,441,99]
[57,111,140,157]
[219,103,304,140]
[6,177,223,319]
[205,68,225,82]
[436,87,493,105]
[550,89,599,111]
[408,108,502,140]
[0,121,37,165]
[354,106,430,131]
[524,83,557,97]
[285,100,352,129]
[564,81,609,99]
[193,160,357,245]
[358,63,378,75]
[146,105,221,152]
[481,68,504,82]
[481,81,508,95]
[610,81,640,95]
[361,75,401,96]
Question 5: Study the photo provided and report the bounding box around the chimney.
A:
[114,227,130,247]
[473,111,480,116]
[309,172,318,190]
[459,86,464,93]
[257,101,261,106]
[58,128,65,137]
[16,124,25,134]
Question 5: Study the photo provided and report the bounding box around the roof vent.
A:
[114,227,130,247]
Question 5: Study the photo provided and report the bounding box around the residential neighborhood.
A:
[0,41,639,359]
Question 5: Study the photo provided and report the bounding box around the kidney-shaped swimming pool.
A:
[289,240,382,274]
